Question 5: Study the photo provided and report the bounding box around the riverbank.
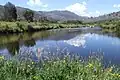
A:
[90,19,120,33]
[0,55,120,80]
[0,21,86,33]
[1,21,118,34]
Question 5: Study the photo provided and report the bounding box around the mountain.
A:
[88,11,120,22]
[0,5,84,21]
[0,5,88,21]
[16,7,86,21]
[0,5,4,20]
[16,7,44,20]
[1,4,120,22]
[17,6,120,22]
[40,10,87,21]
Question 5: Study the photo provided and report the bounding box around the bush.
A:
[16,22,24,31]
[116,23,120,32]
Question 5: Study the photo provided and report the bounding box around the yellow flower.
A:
[111,73,115,76]
[28,65,31,67]
[111,73,120,77]
[108,68,113,72]
[0,56,4,60]
[63,60,66,63]
[88,63,93,68]
[33,76,39,80]
[32,62,34,64]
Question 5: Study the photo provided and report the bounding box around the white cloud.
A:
[82,1,87,5]
[27,0,48,8]
[64,34,86,47]
[113,4,120,8]
[95,10,100,14]
[64,2,101,17]
[65,2,88,16]
[87,11,101,17]
[26,0,101,17]
[42,4,48,8]
[64,33,99,48]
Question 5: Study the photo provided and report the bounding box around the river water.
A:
[0,28,120,65]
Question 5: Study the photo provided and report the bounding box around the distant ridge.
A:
[0,4,120,22]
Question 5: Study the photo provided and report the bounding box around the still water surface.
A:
[0,28,120,65]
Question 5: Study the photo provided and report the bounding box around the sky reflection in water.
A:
[0,29,120,65]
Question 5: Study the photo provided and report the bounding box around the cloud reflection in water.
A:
[63,33,97,48]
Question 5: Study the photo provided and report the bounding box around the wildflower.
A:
[111,73,120,78]
[37,48,41,53]
[105,67,113,72]
[28,65,31,67]
[7,62,10,65]
[111,73,115,76]
[88,63,93,68]
[33,76,39,80]
[63,60,66,63]
[54,62,56,64]
[0,56,4,60]
[32,62,34,64]
[37,48,43,59]
[22,68,25,71]
[108,68,113,72]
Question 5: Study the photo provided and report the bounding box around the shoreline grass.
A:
[0,21,85,33]
[0,21,119,34]
[0,55,120,80]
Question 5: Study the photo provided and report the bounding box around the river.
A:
[0,28,120,65]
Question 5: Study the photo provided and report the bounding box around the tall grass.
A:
[0,55,120,80]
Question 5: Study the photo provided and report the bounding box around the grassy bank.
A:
[0,55,120,80]
[0,21,84,33]
[89,19,120,32]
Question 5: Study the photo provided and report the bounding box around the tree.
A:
[23,10,34,22]
[39,16,48,22]
[4,2,17,21]
[63,20,83,24]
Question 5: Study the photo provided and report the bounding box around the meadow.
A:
[0,55,120,80]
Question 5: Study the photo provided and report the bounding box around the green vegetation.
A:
[0,2,86,33]
[0,2,120,34]
[23,10,34,22]
[0,1,85,33]
[0,55,120,80]
[0,21,85,33]
[0,2,120,80]
[90,19,120,32]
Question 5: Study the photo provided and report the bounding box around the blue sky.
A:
[1,0,120,17]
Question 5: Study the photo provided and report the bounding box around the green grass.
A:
[0,20,120,33]
[0,55,120,80]
[0,21,84,33]
[90,19,120,32]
